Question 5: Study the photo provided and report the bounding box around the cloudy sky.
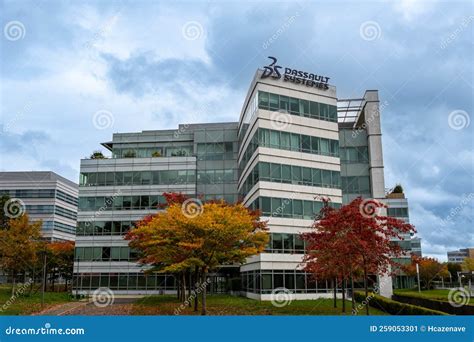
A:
[0,0,472,260]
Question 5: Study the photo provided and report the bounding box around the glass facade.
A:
[78,195,166,211]
[77,221,134,236]
[239,128,339,171]
[241,270,333,294]
[240,162,340,195]
[79,170,195,187]
[249,196,340,220]
[257,91,338,123]
[112,145,193,158]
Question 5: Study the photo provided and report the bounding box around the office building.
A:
[0,171,78,241]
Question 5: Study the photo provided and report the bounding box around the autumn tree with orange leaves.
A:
[126,192,268,315]
[404,255,449,290]
[302,197,416,315]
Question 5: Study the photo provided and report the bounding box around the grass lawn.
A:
[394,289,474,304]
[0,285,74,315]
[132,295,389,315]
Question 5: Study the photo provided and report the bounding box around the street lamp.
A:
[416,263,421,292]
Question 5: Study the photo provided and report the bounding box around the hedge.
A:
[354,291,447,315]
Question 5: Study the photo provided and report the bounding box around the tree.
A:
[447,262,462,282]
[302,197,416,315]
[47,241,75,291]
[461,257,474,272]
[0,213,42,294]
[0,194,11,229]
[404,256,449,289]
[126,194,268,315]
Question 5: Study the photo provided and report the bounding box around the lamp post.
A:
[416,263,421,292]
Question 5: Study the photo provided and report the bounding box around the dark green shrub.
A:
[354,291,447,315]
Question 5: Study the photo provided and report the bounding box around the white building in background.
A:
[73,58,422,298]
[0,171,78,241]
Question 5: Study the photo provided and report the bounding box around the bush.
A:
[392,184,404,193]
[354,291,447,315]
[90,150,106,159]
[151,151,162,157]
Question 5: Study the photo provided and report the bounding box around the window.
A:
[270,130,280,148]
[290,97,299,114]
[279,96,289,111]
[302,135,311,152]
[302,167,312,185]
[259,162,270,181]
[320,139,329,155]
[281,165,291,183]
[269,93,279,110]
[270,164,281,181]
[258,91,269,108]
[290,134,300,151]
[293,200,303,218]
[280,132,290,150]
[292,166,301,184]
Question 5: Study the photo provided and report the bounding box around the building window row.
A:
[25,205,77,220]
[341,176,371,194]
[249,196,340,220]
[197,169,236,184]
[387,207,409,218]
[112,146,193,159]
[73,273,178,291]
[75,246,138,261]
[240,128,339,171]
[0,189,77,206]
[241,270,333,294]
[79,170,196,187]
[258,91,338,123]
[42,221,77,234]
[76,221,134,236]
[265,233,306,254]
[339,146,369,163]
[240,162,340,195]
[78,195,166,212]
[196,142,234,160]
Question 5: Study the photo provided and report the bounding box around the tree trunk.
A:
[350,274,355,314]
[11,274,16,296]
[363,267,369,316]
[194,266,199,312]
[201,268,207,316]
[333,278,337,308]
[188,271,192,307]
[181,272,187,303]
[176,274,181,300]
[342,277,346,313]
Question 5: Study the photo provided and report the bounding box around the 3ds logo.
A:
[261,56,282,79]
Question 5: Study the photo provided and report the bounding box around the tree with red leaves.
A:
[302,197,416,315]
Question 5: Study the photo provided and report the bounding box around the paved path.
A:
[35,298,138,316]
